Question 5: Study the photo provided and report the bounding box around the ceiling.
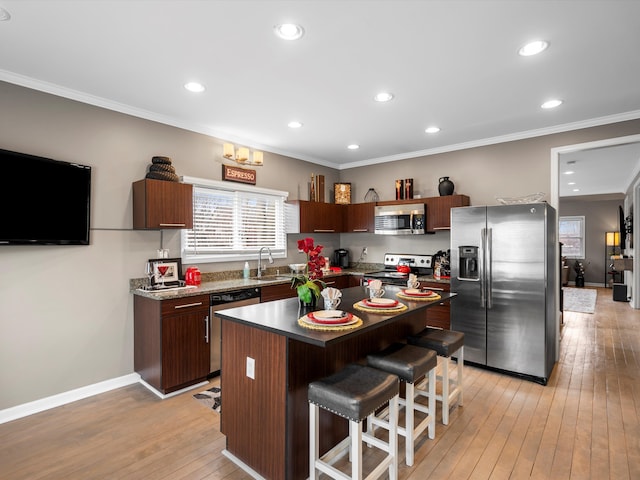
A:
[1,0,639,194]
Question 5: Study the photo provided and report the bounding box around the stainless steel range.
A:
[363,253,433,286]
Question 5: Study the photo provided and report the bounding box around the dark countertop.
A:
[215,285,455,347]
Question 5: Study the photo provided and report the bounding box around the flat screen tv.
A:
[0,148,91,245]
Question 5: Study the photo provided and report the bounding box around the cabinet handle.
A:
[313,229,335,232]
[173,302,204,309]
[204,315,209,343]
[352,229,368,232]
[159,223,187,227]
[423,286,444,292]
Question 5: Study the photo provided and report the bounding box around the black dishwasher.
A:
[209,287,261,377]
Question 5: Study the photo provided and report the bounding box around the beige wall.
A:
[559,198,624,285]
[1,79,639,412]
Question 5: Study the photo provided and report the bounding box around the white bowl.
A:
[289,263,306,274]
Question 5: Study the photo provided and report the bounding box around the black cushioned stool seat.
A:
[366,343,437,466]
[308,363,399,480]
[408,327,464,425]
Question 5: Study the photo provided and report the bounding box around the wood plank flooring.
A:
[1,287,638,479]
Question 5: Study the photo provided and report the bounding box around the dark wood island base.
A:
[217,286,455,480]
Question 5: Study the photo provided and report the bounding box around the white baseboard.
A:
[0,373,141,425]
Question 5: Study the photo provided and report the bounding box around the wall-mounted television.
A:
[0,148,91,245]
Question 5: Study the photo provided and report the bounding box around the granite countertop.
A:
[131,269,368,300]
[215,285,456,347]
[130,264,449,301]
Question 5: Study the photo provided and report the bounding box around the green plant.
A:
[291,237,326,303]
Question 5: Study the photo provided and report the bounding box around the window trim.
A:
[559,215,585,259]
[180,176,289,264]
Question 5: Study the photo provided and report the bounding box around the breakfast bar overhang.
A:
[216,285,455,480]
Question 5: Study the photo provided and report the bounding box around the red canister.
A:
[185,266,201,286]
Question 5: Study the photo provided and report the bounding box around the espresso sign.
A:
[222,164,256,185]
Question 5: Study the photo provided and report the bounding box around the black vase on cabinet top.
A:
[438,177,454,196]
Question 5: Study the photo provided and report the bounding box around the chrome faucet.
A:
[257,246,274,278]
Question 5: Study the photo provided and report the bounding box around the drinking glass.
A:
[145,262,155,288]
[157,265,169,287]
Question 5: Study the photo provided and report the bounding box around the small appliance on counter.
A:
[362,253,433,286]
[333,248,350,268]
[433,249,450,279]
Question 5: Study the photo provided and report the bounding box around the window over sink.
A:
[181,176,288,264]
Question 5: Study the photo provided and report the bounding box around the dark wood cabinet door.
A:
[420,281,451,329]
[133,178,194,229]
[344,203,374,232]
[297,201,344,233]
[261,283,298,302]
[162,307,210,390]
[425,195,470,231]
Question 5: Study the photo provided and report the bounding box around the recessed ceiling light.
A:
[572,188,580,192]
[425,126,441,134]
[518,40,549,56]
[347,144,360,150]
[184,82,205,93]
[374,92,394,102]
[274,24,305,40]
[564,170,574,175]
[541,99,563,109]
[568,182,576,185]
[287,121,303,129]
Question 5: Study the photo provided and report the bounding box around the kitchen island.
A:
[215,285,455,480]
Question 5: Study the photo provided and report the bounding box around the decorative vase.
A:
[299,294,317,310]
[364,188,379,203]
[438,177,454,196]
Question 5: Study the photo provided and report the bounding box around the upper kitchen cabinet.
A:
[286,200,344,233]
[344,202,375,233]
[133,178,193,229]
[425,195,470,231]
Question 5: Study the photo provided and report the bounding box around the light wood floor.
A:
[1,287,638,479]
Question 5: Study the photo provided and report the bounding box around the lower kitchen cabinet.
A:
[420,281,451,329]
[261,282,298,302]
[134,294,210,394]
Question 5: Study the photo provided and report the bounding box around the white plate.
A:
[364,298,399,307]
[302,314,358,327]
[311,310,348,321]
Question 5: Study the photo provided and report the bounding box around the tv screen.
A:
[0,148,91,245]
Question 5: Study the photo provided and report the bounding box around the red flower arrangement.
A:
[291,237,326,303]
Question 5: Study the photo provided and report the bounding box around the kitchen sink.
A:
[250,275,293,282]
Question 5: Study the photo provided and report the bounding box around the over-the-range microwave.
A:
[374,203,426,235]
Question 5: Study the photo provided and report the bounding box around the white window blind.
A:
[180,177,288,263]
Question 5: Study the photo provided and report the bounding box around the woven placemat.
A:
[395,293,442,302]
[353,301,408,314]
[297,315,363,331]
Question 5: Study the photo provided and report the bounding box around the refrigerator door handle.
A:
[480,228,486,308]
[486,227,493,309]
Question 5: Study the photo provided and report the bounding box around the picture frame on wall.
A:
[334,183,351,205]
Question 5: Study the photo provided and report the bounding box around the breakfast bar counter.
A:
[215,285,455,480]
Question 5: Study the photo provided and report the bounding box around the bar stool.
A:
[408,327,464,425]
[308,363,399,480]
[366,343,437,466]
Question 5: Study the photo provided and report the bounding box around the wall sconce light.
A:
[223,143,264,166]
[605,231,620,247]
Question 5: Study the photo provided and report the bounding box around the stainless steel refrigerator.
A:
[450,203,557,384]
